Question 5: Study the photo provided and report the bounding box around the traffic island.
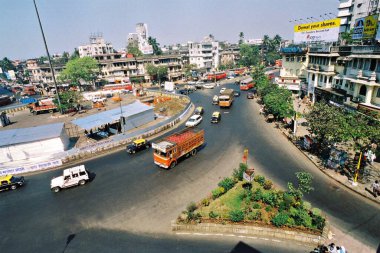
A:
[172,163,329,246]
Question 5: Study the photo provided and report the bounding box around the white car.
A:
[220,88,226,94]
[185,115,203,127]
[203,83,216,89]
[92,97,107,103]
[50,165,90,193]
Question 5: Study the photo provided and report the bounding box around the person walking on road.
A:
[336,245,346,253]
[372,180,380,197]
[328,243,337,253]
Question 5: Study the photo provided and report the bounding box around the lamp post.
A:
[33,0,63,114]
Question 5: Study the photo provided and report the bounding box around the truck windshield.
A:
[154,149,167,157]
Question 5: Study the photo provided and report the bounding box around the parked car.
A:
[195,82,204,89]
[194,106,204,115]
[50,165,90,193]
[234,91,241,97]
[220,88,226,94]
[0,175,25,192]
[212,95,219,105]
[185,114,203,127]
[203,83,216,89]
[178,89,189,95]
[92,97,107,103]
[247,92,254,99]
[127,139,151,154]
[211,111,221,124]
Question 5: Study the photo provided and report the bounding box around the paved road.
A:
[0,83,379,252]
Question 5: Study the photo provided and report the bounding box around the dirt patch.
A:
[154,97,188,117]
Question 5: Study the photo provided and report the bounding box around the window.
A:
[349,83,354,91]
[364,59,370,70]
[286,57,290,62]
[324,76,327,83]
[72,173,79,178]
[329,76,333,83]
[79,171,86,176]
[377,88,380,98]
[358,59,363,69]
[353,58,358,68]
[370,59,377,71]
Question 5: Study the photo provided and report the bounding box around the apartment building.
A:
[188,36,220,71]
[220,45,240,67]
[78,35,114,58]
[275,47,308,94]
[26,59,65,85]
[127,23,153,55]
[94,53,183,82]
[300,45,380,117]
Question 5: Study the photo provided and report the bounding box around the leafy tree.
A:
[59,57,99,91]
[340,29,354,45]
[53,90,82,113]
[238,32,245,45]
[145,64,168,83]
[183,64,197,79]
[70,48,80,60]
[37,56,48,64]
[127,44,143,57]
[148,36,162,55]
[0,57,16,72]
[263,87,295,118]
[287,172,314,201]
[239,44,261,67]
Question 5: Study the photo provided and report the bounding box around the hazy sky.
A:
[1,0,338,60]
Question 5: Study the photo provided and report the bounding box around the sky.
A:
[0,0,339,60]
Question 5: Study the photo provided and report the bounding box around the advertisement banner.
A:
[352,18,365,40]
[294,18,340,44]
[363,15,378,39]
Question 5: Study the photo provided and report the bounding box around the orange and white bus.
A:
[240,77,254,91]
[103,83,132,91]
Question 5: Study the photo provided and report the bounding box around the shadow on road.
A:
[62,233,76,253]
[230,241,262,253]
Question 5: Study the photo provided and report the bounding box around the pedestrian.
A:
[328,243,337,253]
[336,246,346,253]
[372,180,380,197]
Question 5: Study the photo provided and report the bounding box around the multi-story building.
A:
[220,45,240,67]
[338,0,380,34]
[301,45,380,117]
[275,47,308,94]
[127,23,153,55]
[26,59,65,85]
[94,53,183,82]
[78,35,114,58]
[188,36,220,71]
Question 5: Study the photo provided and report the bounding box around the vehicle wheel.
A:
[146,145,150,149]
[132,150,136,154]
[33,111,37,115]
[11,185,17,190]
[52,187,60,193]
[79,180,86,186]
[49,109,53,113]
[170,161,177,169]
[191,149,197,156]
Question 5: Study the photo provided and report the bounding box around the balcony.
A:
[330,46,352,55]
[351,46,380,54]
[308,64,335,72]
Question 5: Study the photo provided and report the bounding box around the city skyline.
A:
[1,0,337,60]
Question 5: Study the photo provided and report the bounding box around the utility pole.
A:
[33,0,63,114]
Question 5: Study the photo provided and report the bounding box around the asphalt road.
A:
[1,83,379,253]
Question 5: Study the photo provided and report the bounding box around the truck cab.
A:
[50,165,89,193]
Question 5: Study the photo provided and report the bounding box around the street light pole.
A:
[33,0,63,114]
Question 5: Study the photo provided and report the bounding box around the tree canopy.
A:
[0,57,16,72]
[59,57,98,90]
[305,102,380,149]
[148,36,162,55]
[238,44,261,67]
[53,90,82,113]
[145,63,168,83]
[127,44,143,57]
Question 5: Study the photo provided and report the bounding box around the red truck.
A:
[28,98,58,115]
[152,128,205,169]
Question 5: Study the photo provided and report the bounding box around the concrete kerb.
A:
[171,220,329,247]
[278,127,380,206]
[0,105,28,114]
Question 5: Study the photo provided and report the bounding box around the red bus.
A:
[103,83,132,91]
[233,68,246,76]
[240,77,254,91]
[207,72,227,81]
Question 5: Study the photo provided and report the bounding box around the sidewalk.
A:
[284,96,380,204]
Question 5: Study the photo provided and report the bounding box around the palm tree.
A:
[148,37,162,55]
[239,32,245,45]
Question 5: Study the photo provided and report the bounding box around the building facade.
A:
[127,23,153,55]
[220,45,240,67]
[78,35,114,58]
[275,47,308,93]
[301,45,380,117]
[26,59,65,85]
[94,53,183,82]
[188,36,220,71]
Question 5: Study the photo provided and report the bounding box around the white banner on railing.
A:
[0,159,62,176]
